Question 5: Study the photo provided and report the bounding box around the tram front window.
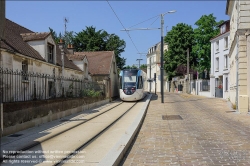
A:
[123,70,137,95]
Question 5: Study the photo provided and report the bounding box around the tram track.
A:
[54,101,138,166]
[2,101,123,161]
[2,100,142,166]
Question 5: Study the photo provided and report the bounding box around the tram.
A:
[119,69,147,101]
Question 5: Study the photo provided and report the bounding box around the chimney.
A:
[67,44,74,54]
[0,0,5,40]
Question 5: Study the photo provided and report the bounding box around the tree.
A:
[49,27,60,43]
[164,23,194,80]
[192,14,224,72]
[106,34,126,69]
[64,31,74,47]
[73,26,126,69]
[49,28,73,48]
[73,26,108,51]
[123,65,137,69]
[140,64,147,70]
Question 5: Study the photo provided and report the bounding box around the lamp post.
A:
[58,39,65,97]
[160,10,176,103]
[0,0,5,162]
[136,59,143,69]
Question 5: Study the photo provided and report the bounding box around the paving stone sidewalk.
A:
[121,93,250,166]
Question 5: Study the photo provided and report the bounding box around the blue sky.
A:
[6,1,229,67]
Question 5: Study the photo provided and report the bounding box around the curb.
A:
[98,94,152,166]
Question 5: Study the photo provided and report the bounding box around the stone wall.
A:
[3,97,109,136]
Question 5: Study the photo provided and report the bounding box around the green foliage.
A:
[49,27,60,43]
[164,23,194,80]
[139,64,147,69]
[66,83,74,97]
[192,14,223,72]
[64,31,74,47]
[73,26,126,69]
[123,65,138,69]
[49,28,74,48]
[79,89,102,98]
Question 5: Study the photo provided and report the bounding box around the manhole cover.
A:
[225,111,236,113]
[8,134,23,137]
[162,115,183,120]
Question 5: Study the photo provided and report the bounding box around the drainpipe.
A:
[236,0,240,110]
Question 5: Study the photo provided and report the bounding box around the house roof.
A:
[67,53,86,61]
[21,32,50,42]
[0,19,81,72]
[217,20,230,28]
[69,51,115,75]
[1,19,45,61]
[210,20,230,41]
[56,47,82,71]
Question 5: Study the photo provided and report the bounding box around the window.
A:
[224,37,228,49]
[113,62,116,74]
[224,55,228,69]
[225,77,228,91]
[216,41,219,52]
[84,63,88,78]
[48,81,55,98]
[137,76,143,89]
[216,57,219,71]
[220,24,226,34]
[22,60,28,80]
[47,43,54,63]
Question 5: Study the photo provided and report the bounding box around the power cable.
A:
[106,0,140,54]
[129,14,160,28]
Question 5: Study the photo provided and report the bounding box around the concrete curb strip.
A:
[98,94,152,166]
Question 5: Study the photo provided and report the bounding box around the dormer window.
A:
[47,43,54,64]
[220,24,226,34]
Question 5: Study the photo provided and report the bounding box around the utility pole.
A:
[136,59,143,69]
[150,58,152,93]
[121,10,176,102]
[187,48,189,93]
[58,39,65,97]
[160,10,176,103]
[0,0,5,162]
[160,13,164,103]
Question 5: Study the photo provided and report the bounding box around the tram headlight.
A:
[131,88,135,94]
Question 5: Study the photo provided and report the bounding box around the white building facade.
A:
[210,21,230,99]
[146,42,168,93]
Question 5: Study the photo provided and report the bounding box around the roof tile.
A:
[68,51,114,75]
[1,19,81,72]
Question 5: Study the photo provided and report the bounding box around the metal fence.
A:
[0,68,105,103]
[200,80,210,91]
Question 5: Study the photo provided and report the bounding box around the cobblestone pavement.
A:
[121,93,250,166]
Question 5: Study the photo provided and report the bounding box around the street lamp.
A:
[136,58,143,69]
[58,39,65,97]
[160,10,176,103]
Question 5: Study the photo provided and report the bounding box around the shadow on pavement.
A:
[150,94,158,101]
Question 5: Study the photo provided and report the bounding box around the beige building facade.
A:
[0,19,87,102]
[67,51,119,99]
[226,0,250,113]
[146,42,168,93]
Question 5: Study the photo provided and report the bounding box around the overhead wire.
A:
[106,0,141,54]
[129,14,160,28]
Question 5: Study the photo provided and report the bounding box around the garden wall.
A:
[3,97,109,136]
